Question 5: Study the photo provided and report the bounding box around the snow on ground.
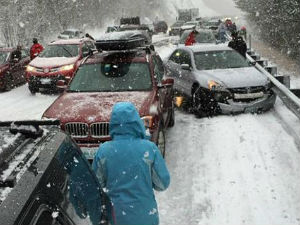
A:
[0,84,58,120]
[0,33,299,225]
[155,35,300,225]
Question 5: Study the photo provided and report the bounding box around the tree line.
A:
[0,0,166,47]
[235,0,300,59]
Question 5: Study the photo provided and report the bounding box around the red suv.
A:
[26,38,96,94]
[0,48,30,91]
[42,46,175,159]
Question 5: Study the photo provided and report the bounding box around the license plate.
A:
[81,147,99,160]
[234,92,264,99]
[40,78,52,85]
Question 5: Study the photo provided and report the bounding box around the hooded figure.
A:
[228,32,247,57]
[92,102,170,225]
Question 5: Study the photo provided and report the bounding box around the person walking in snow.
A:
[218,22,227,43]
[30,38,44,60]
[92,102,170,225]
[228,31,247,57]
[185,29,198,46]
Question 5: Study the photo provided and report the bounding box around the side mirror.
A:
[56,80,67,89]
[181,64,191,71]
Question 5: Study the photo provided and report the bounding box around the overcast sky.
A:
[202,0,241,15]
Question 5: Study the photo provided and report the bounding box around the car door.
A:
[153,55,172,126]
[166,49,191,96]
[178,50,194,96]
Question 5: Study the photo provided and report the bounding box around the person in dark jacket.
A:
[30,38,44,60]
[11,45,22,61]
[92,102,170,225]
[228,32,247,57]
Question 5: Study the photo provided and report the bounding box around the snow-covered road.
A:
[0,34,299,225]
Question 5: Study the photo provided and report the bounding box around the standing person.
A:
[239,26,247,41]
[218,22,227,43]
[11,45,22,61]
[228,32,247,57]
[30,38,44,60]
[92,102,170,225]
[185,30,198,46]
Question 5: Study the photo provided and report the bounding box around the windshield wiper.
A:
[60,46,73,57]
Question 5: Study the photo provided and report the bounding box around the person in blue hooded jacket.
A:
[92,102,170,225]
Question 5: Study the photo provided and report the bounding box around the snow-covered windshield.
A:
[39,44,79,58]
[0,52,9,64]
[179,31,215,44]
[69,63,152,92]
[194,50,250,70]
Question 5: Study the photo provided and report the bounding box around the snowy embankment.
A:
[155,35,300,225]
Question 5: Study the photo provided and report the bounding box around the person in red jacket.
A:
[185,30,198,46]
[30,38,44,60]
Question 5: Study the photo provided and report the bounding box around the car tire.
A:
[192,87,220,118]
[4,73,13,91]
[156,123,166,158]
[28,83,38,94]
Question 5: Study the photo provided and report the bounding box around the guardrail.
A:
[246,50,300,120]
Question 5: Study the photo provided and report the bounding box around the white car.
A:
[165,44,276,116]
[58,29,84,39]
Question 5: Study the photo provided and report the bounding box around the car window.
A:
[39,44,79,58]
[21,49,28,58]
[56,143,104,225]
[194,50,250,70]
[152,55,164,82]
[180,50,192,66]
[0,52,9,63]
[69,62,152,92]
[169,50,182,64]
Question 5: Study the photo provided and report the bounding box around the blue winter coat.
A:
[92,102,170,225]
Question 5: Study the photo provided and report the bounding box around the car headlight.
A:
[141,116,154,129]
[60,64,74,71]
[26,65,36,72]
[208,80,227,92]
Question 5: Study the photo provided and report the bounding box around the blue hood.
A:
[109,102,146,139]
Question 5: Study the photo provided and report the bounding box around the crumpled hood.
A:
[29,56,78,68]
[109,102,146,139]
[196,67,269,88]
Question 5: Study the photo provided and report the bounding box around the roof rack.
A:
[0,120,60,190]
[95,31,147,51]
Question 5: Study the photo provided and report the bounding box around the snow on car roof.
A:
[0,48,15,52]
[63,28,82,32]
[49,38,89,45]
[182,44,232,52]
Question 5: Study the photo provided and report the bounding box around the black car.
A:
[0,121,107,225]
[153,21,168,34]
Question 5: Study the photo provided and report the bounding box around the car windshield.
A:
[69,63,152,92]
[39,44,79,58]
[61,30,75,36]
[179,31,216,44]
[172,22,184,27]
[0,52,9,63]
[194,50,250,70]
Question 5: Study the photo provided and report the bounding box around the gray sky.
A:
[202,0,241,16]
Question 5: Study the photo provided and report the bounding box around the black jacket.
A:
[228,36,247,57]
